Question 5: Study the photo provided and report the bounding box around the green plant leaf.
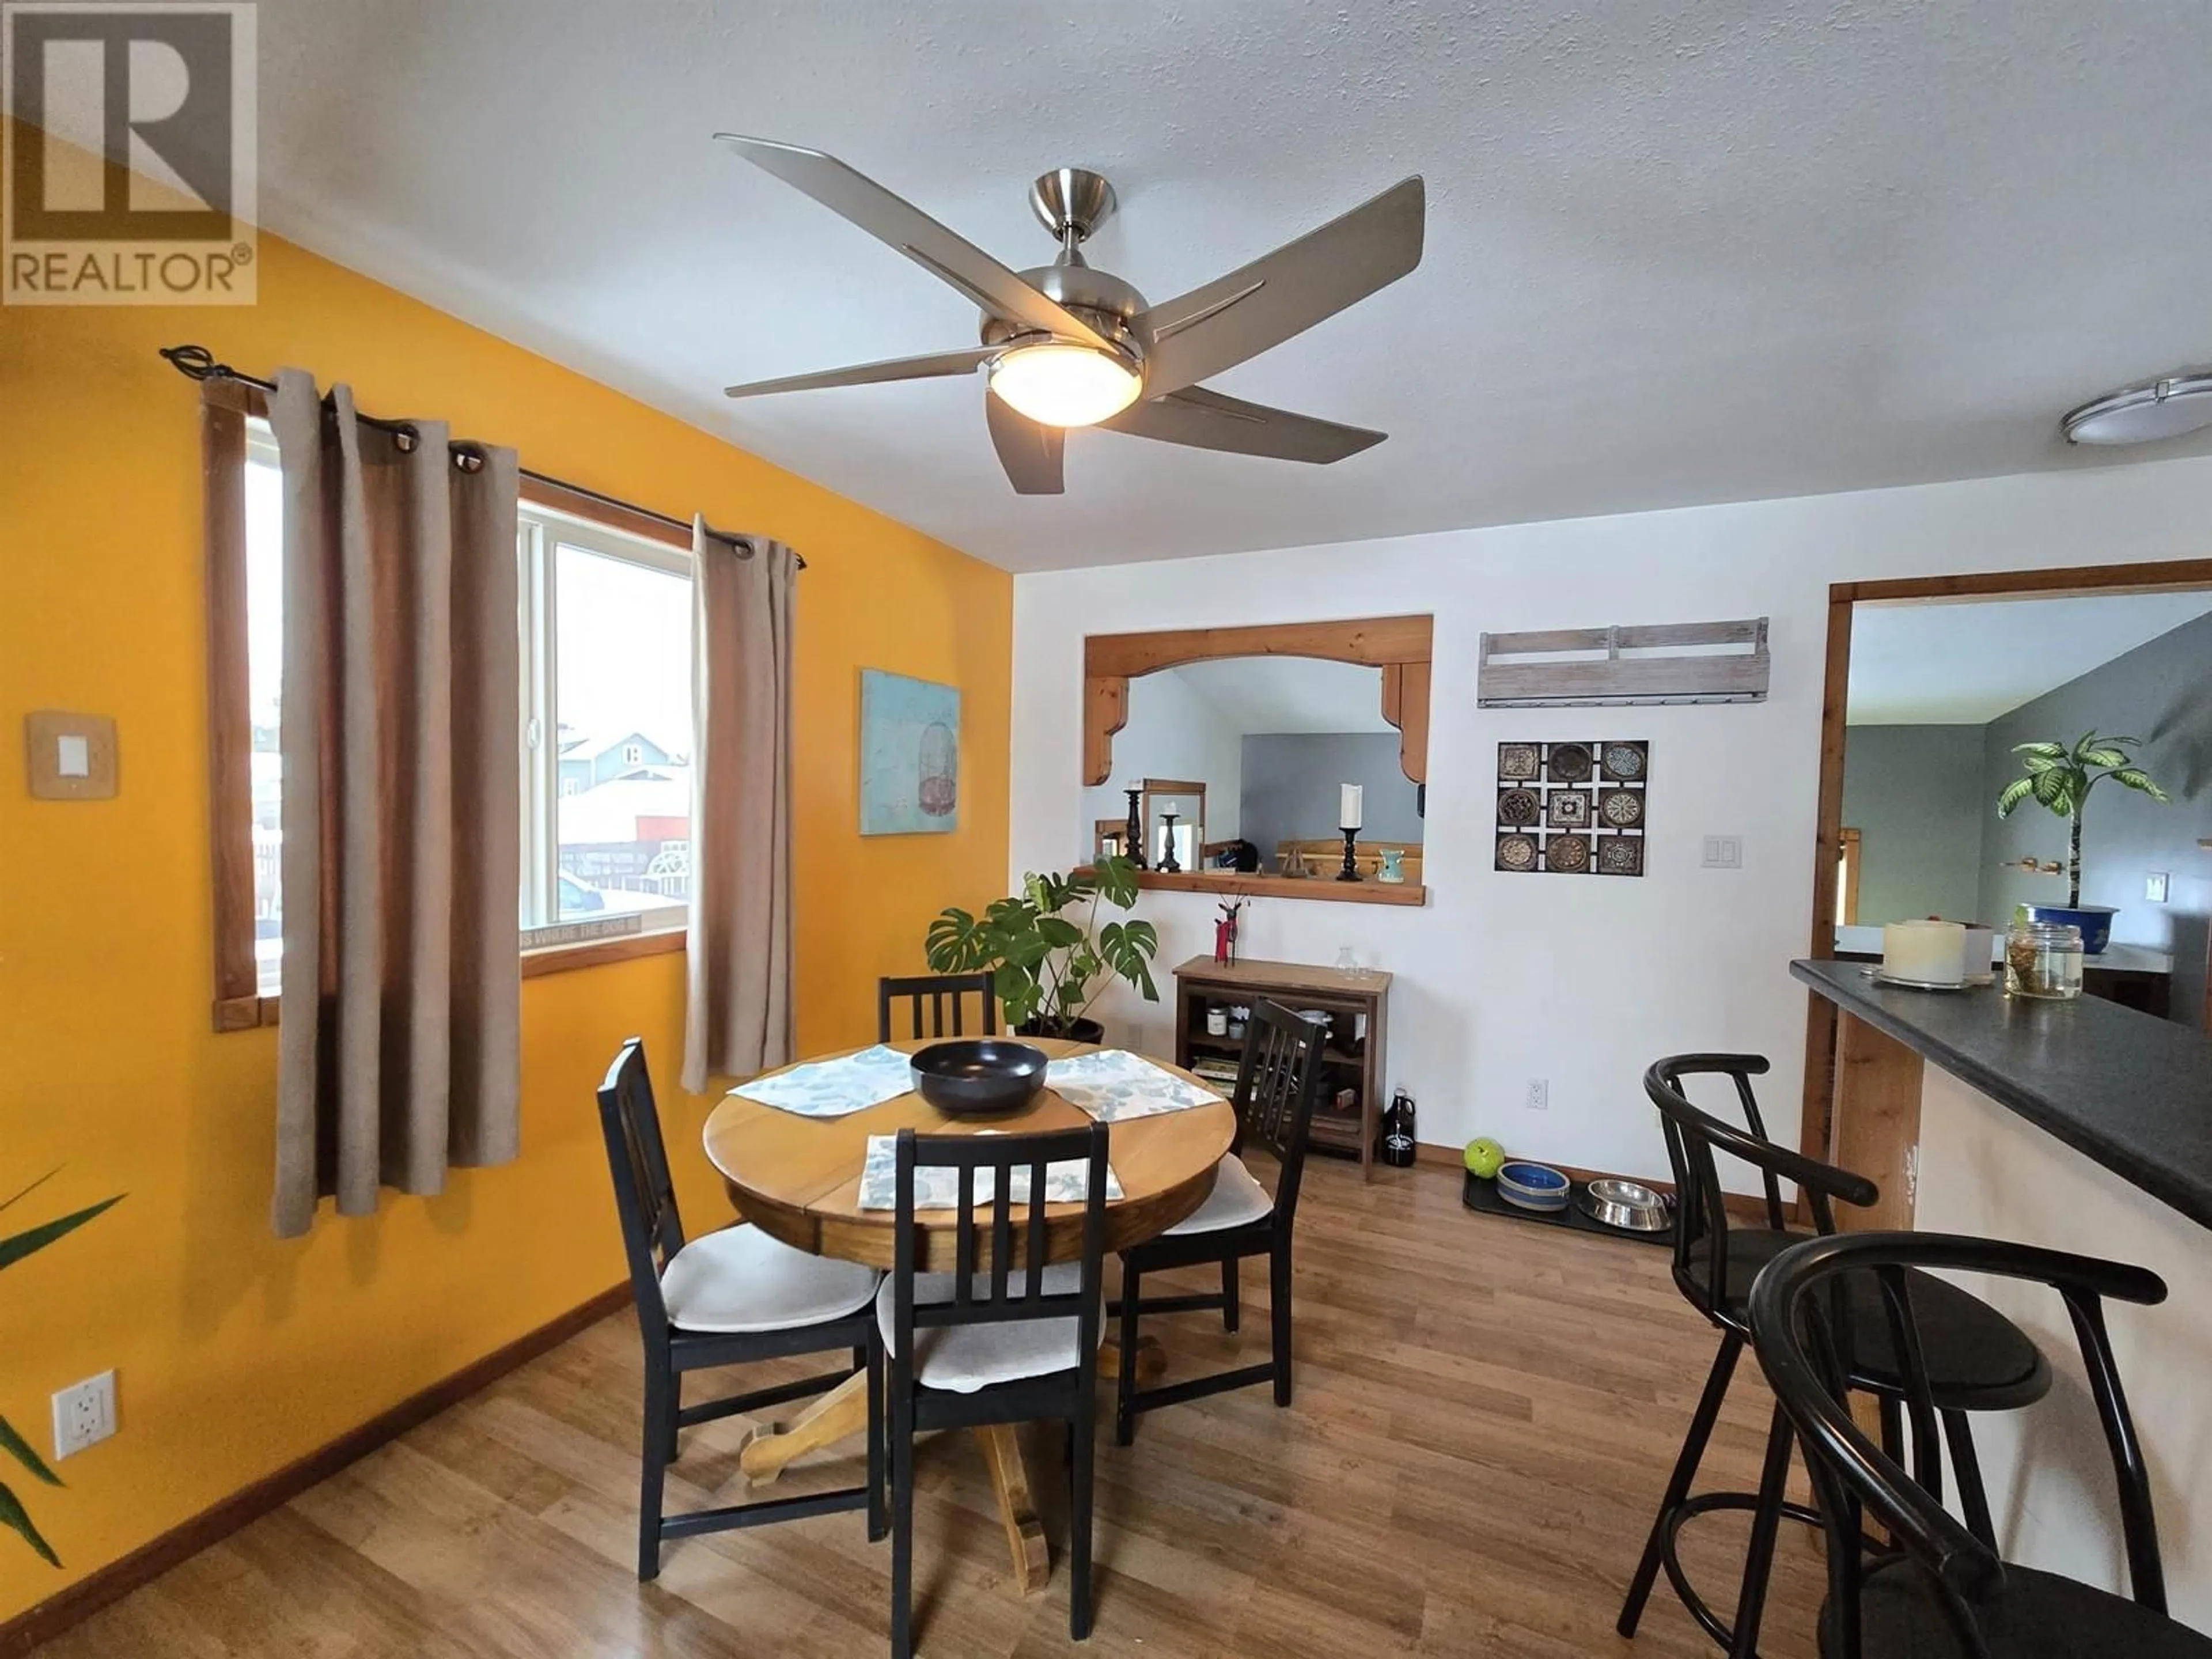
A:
[0,1171,59,1216]
[2112,768,2172,802]
[0,1195,123,1274]
[0,1486,60,1566]
[925,908,983,972]
[0,1481,60,1568]
[1092,855,1139,910]
[2078,748,2128,770]
[2020,753,2058,774]
[1035,916,1084,950]
[1995,777,2034,817]
[2031,767,2068,808]
[0,1419,58,1487]
[2012,741,2067,759]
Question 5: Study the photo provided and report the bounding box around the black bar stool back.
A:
[878,971,998,1042]
[1749,1231,2202,1659]
[1620,1054,2052,1658]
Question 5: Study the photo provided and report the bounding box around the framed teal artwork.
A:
[859,669,960,835]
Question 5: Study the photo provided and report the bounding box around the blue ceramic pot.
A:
[2025,903,2118,955]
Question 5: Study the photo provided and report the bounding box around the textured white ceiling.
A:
[1847,592,2212,726]
[1165,660,1393,736]
[246,0,2212,571]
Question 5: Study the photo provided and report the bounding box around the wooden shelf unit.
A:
[1170,956,1392,1177]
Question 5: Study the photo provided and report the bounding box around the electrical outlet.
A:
[52,1371,115,1460]
[1525,1077,1549,1112]
[1701,835,1743,870]
[2146,872,2171,903]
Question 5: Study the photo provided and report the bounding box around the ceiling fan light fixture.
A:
[987,342,1142,428]
[2062,370,2212,446]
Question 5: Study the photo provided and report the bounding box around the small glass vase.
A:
[2005,921,2084,1001]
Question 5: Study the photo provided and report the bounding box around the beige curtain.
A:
[682,520,797,1092]
[270,370,522,1238]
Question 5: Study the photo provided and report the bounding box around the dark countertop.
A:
[1794,957,2212,1233]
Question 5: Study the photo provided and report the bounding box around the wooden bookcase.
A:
[1170,956,1392,1176]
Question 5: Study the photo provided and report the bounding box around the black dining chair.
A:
[1748,1229,2204,1659]
[878,971,999,1043]
[882,1122,1109,1657]
[594,1038,886,1581]
[1112,997,1324,1445]
[1619,1054,2051,1658]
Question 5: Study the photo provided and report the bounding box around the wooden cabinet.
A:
[1170,956,1392,1176]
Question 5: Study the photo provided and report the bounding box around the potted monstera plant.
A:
[1997,730,2170,953]
[925,857,1159,1043]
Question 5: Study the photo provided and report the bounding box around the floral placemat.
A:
[729,1044,914,1118]
[856,1131,1124,1211]
[1046,1048,1224,1123]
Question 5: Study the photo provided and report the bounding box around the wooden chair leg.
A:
[1070,1400,1097,1640]
[1269,1244,1294,1406]
[1116,1266,1142,1446]
[638,1357,670,1581]
[1222,1256,1240,1332]
[891,1395,915,1659]
[1619,1333,1743,1636]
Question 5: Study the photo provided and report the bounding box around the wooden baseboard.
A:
[0,1282,631,1656]
[1412,1141,1774,1222]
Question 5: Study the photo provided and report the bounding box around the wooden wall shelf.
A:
[1137,870,1427,907]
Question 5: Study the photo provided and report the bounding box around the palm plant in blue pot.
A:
[1997,731,2170,953]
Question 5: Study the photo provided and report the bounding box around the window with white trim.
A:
[238,424,695,990]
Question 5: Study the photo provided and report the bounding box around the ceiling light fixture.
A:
[2062,370,2212,446]
[987,341,1142,429]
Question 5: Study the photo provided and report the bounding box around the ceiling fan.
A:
[715,135,1426,495]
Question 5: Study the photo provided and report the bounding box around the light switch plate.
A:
[2146,871,2170,903]
[25,711,118,800]
[1701,835,1743,870]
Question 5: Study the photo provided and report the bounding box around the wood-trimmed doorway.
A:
[1797,556,2212,1178]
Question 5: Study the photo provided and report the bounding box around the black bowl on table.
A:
[910,1040,1050,1118]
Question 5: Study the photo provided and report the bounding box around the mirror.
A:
[1081,659,1424,882]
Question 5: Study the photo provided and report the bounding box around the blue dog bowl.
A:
[2025,903,2118,956]
[1495,1161,1571,1213]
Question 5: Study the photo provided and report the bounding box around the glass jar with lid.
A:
[2005,921,2084,1001]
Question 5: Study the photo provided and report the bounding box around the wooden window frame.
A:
[202,389,689,1032]
[1836,827,1862,926]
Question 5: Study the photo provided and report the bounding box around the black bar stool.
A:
[1749,1230,2207,1659]
[1618,1055,2051,1658]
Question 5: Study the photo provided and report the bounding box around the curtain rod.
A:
[157,344,804,569]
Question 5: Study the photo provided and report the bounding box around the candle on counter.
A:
[1339,783,1364,830]
[1882,919,1968,986]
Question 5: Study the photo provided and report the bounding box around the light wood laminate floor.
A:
[41,1160,1823,1657]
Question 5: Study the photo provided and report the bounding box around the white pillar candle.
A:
[1339,783,1363,830]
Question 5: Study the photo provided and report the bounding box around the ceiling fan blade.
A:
[724,346,996,400]
[1101,385,1385,464]
[716,134,1109,350]
[1135,176,1425,397]
[985,391,1065,495]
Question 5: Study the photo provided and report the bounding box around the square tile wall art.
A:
[1495,740,1646,876]
[859,669,960,835]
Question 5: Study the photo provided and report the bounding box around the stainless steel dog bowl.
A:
[1577,1177,1671,1233]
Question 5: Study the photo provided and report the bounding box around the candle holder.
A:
[1123,787,1146,870]
[1159,810,1183,873]
[1336,827,1362,881]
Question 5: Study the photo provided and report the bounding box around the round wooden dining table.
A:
[701,1036,1236,1593]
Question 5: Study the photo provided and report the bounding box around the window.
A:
[206,381,695,1027]
[520,509,694,939]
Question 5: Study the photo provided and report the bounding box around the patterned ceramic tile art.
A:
[1497,741,1647,876]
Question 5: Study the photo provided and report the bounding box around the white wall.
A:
[1012,454,2212,1186]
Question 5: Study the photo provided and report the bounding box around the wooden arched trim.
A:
[1082,615,1433,787]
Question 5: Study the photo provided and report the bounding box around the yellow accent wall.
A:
[0,224,1010,1617]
